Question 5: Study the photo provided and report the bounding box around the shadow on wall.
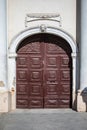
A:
[76,0,81,46]
[76,0,81,91]
[75,0,81,112]
[81,87,87,112]
[73,94,77,111]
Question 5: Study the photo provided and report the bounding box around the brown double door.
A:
[16,42,72,108]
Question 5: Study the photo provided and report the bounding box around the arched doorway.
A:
[16,34,72,108]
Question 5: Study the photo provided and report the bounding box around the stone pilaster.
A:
[0,0,8,112]
[77,0,87,112]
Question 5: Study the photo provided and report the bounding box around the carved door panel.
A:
[59,55,71,108]
[44,44,59,108]
[16,41,72,108]
[44,43,71,108]
[16,42,44,108]
[16,55,29,108]
[28,43,44,108]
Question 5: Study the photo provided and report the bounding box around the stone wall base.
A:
[0,89,87,112]
[0,90,10,112]
[77,90,87,112]
[0,90,16,113]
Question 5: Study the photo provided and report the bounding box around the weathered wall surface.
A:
[0,0,77,113]
[8,0,76,44]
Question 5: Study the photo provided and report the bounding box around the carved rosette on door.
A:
[16,36,72,108]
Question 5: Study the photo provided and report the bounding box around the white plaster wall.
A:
[8,0,76,44]
[0,0,7,88]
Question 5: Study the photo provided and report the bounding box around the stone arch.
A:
[9,27,77,53]
[8,26,78,110]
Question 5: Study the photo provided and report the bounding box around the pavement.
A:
[0,109,87,130]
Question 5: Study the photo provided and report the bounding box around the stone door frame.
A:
[8,26,78,110]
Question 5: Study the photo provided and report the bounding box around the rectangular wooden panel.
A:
[29,97,43,108]
[29,83,43,96]
[44,97,59,108]
[59,99,70,108]
[16,99,28,108]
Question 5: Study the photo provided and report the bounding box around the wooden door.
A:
[44,43,71,108]
[16,41,72,108]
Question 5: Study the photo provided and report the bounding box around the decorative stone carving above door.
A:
[25,13,62,28]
